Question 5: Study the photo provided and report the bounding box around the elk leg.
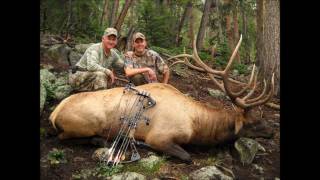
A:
[90,136,110,147]
[148,140,191,163]
[164,143,192,163]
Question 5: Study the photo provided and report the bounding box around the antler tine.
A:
[242,71,258,101]
[192,35,223,75]
[223,34,243,74]
[189,35,226,92]
[238,73,275,108]
[246,78,267,103]
[221,34,243,100]
[232,64,256,97]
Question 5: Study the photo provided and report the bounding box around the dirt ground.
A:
[40,67,280,180]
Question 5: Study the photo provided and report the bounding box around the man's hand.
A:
[105,69,115,84]
[109,72,115,84]
[147,68,157,82]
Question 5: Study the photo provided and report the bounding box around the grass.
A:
[123,155,166,176]
[40,127,46,139]
[47,148,67,165]
[72,163,123,179]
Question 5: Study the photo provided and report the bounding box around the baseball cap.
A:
[104,28,118,37]
[133,32,146,42]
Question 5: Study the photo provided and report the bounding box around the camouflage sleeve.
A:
[111,49,125,70]
[86,48,108,73]
[154,52,169,74]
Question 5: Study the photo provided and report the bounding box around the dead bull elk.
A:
[49,35,274,162]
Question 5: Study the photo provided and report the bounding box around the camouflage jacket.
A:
[76,43,124,74]
[124,49,168,75]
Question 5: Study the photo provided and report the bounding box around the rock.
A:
[40,69,57,100]
[234,137,264,164]
[252,164,264,174]
[232,69,239,76]
[69,50,82,67]
[75,43,94,54]
[92,148,110,161]
[55,75,69,86]
[53,74,72,100]
[44,44,71,67]
[139,155,162,171]
[40,69,56,83]
[247,64,254,71]
[40,69,72,101]
[109,172,146,180]
[171,65,189,78]
[40,83,47,114]
[54,85,72,100]
[189,166,233,180]
[208,88,229,100]
[40,63,54,70]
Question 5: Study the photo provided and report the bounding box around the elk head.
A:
[168,35,275,137]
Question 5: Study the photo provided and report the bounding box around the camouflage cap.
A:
[133,32,146,42]
[103,28,118,37]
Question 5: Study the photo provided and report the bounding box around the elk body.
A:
[49,35,274,162]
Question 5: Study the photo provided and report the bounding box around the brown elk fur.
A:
[50,83,251,162]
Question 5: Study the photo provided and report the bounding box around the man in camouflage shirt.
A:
[69,28,125,92]
[124,32,169,85]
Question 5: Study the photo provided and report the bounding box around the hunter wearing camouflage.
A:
[69,28,125,92]
[124,32,169,85]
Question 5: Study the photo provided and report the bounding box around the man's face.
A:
[102,35,117,50]
[133,38,147,53]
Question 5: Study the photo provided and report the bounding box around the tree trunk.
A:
[226,13,233,53]
[187,9,194,48]
[41,4,47,33]
[110,0,119,27]
[175,1,192,46]
[215,0,224,43]
[241,3,249,64]
[256,0,280,97]
[100,0,110,27]
[196,0,213,50]
[114,0,133,31]
[233,5,240,63]
[126,27,135,51]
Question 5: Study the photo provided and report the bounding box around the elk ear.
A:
[234,118,243,135]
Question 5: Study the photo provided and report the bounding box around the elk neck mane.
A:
[190,101,241,145]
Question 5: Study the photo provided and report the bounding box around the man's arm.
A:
[86,49,114,83]
[161,69,169,84]
[124,67,157,81]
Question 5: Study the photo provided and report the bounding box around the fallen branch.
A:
[265,102,280,110]
[166,54,248,86]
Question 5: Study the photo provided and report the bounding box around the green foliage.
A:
[40,0,259,72]
[72,163,123,179]
[41,0,104,43]
[40,127,46,139]
[214,38,231,68]
[233,63,249,75]
[123,156,166,176]
[180,175,189,180]
[47,148,67,165]
[137,1,178,48]
[95,163,123,177]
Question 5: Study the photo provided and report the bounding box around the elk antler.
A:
[168,34,274,110]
